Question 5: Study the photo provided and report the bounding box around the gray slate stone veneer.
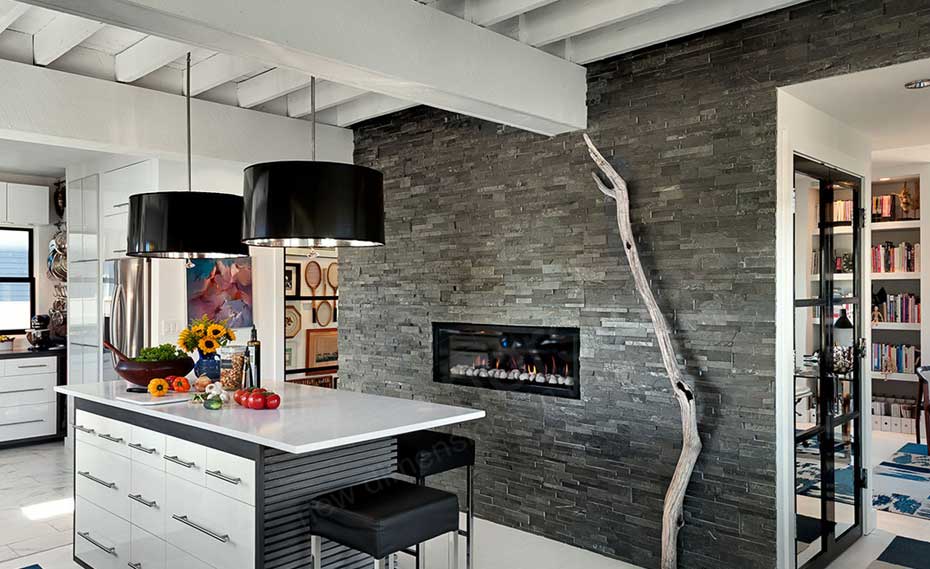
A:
[338,2,930,567]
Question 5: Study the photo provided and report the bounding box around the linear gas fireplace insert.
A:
[433,322,580,399]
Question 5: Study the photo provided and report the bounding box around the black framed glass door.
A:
[793,154,864,569]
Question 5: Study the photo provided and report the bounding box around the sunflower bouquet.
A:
[178,315,237,356]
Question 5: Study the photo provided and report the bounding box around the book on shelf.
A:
[874,293,921,324]
[871,241,920,273]
[871,193,920,222]
[832,200,854,222]
[872,343,921,375]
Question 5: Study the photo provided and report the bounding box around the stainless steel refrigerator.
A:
[102,257,151,380]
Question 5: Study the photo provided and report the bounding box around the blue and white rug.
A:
[798,443,930,520]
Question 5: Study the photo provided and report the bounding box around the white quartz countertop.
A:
[56,380,485,454]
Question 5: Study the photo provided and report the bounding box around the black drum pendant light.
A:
[242,77,385,247]
[127,54,248,259]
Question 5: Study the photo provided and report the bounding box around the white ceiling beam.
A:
[316,94,416,127]
[33,13,104,65]
[519,0,680,47]
[237,67,310,109]
[569,0,806,64]
[0,57,353,164]
[186,53,263,96]
[0,1,29,33]
[286,81,367,118]
[466,0,559,26]
[114,34,189,82]
[19,0,586,135]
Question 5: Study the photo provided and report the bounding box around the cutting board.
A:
[115,391,190,406]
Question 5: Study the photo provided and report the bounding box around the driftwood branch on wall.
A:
[583,134,702,569]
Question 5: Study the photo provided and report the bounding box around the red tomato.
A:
[265,392,281,410]
[234,389,247,406]
[247,391,266,410]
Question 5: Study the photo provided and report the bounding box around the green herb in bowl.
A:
[134,344,187,362]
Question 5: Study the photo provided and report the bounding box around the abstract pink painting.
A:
[187,258,254,328]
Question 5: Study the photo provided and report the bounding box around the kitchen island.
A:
[55,380,485,569]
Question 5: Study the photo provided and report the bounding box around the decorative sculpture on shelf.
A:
[583,134,701,569]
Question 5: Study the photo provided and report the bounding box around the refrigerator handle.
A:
[109,282,123,368]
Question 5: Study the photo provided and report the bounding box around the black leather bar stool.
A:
[309,478,460,569]
[397,430,475,569]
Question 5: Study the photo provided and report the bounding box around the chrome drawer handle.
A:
[78,470,116,489]
[172,515,229,543]
[74,424,95,434]
[164,455,195,468]
[0,419,44,427]
[0,388,44,395]
[98,433,125,444]
[128,562,142,569]
[114,202,129,208]
[206,469,241,485]
[128,493,157,508]
[16,364,48,369]
[128,442,157,454]
[77,531,117,556]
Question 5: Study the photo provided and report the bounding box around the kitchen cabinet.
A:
[0,182,48,226]
[101,160,154,217]
[0,352,65,447]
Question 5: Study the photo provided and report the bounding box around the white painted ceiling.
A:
[0,138,118,177]
[785,58,930,164]
[0,0,804,130]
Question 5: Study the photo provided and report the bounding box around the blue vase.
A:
[194,350,221,380]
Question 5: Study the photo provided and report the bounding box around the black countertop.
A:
[0,347,66,360]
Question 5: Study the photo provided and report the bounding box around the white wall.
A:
[775,90,873,569]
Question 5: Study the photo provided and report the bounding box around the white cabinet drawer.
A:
[166,476,254,569]
[0,374,56,407]
[164,435,206,485]
[129,425,165,471]
[167,544,214,569]
[102,212,129,259]
[205,448,255,505]
[130,461,166,539]
[0,403,55,442]
[75,497,131,569]
[2,356,57,376]
[74,409,101,446]
[130,524,166,569]
[76,441,131,520]
[94,414,131,458]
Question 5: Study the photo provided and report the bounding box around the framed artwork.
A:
[284,344,294,368]
[285,305,302,339]
[306,328,338,370]
[187,257,253,327]
[284,263,301,297]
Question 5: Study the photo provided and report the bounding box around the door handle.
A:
[164,455,195,468]
[77,531,117,556]
[128,442,157,454]
[98,433,124,444]
[171,515,229,543]
[128,563,142,569]
[128,493,157,508]
[206,469,241,485]
[74,424,95,434]
[0,388,45,395]
[16,364,48,369]
[78,471,116,489]
[0,419,44,427]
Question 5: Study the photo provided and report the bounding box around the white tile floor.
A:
[0,441,640,569]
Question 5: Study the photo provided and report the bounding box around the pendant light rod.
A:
[310,76,316,161]
[186,52,192,193]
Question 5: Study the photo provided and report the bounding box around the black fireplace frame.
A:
[432,322,581,399]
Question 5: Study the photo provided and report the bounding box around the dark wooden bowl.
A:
[104,341,194,387]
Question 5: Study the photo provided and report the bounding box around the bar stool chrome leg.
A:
[416,476,426,569]
[311,535,322,569]
[448,530,459,569]
[466,465,473,569]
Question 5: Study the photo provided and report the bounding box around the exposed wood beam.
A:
[186,53,263,96]
[316,94,416,127]
[466,0,559,26]
[520,0,679,47]
[19,0,586,135]
[569,0,806,64]
[33,13,104,65]
[286,81,367,118]
[115,34,188,82]
[0,57,353,164]
[0,1,29,33]
[237,67,309,109]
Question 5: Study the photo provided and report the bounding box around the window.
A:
[0,228,34,333]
